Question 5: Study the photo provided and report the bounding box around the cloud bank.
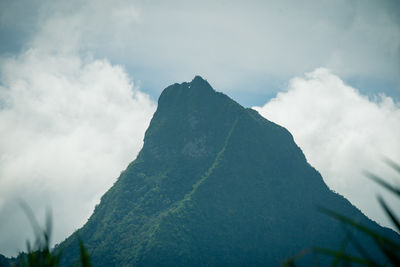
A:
[0,13,156,257]
[254,68,400,228]
[0,50,155,255]
[1,0,399,102]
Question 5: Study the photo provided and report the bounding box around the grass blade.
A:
[79,238,91,267]
[313,247,374,266]
[318,207,400,250]
[345,230,380,267]
[364,172,400,197]
[329,236,349,267]
[383,157,400,174]
[377,196,400,233]
[374,240,400,266]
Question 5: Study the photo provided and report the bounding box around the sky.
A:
[0,0,399,257]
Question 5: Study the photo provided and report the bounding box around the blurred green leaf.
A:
[318,207,400,250]
[383,157,400,174]
[377,196,400,233]
[313,247,374,266]
[78,239,91,267]
[364,172,400,197]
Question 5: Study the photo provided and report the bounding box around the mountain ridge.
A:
[48,76,400,266]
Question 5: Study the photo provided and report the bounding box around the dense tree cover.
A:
[50,76,399,266]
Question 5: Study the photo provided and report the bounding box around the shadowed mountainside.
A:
[55,76,398,266]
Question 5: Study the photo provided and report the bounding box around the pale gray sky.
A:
[0,0,399,256]
[1,0,399,103]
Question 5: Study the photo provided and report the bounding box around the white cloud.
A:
[3,0,399,97]
[0,49,155,256]
[254,68,400,229]
[29,0,141,55]
[0,0,157,257]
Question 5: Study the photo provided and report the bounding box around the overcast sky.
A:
[0,0,399,257]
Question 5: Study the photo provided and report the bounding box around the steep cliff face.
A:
[57,76,397,266]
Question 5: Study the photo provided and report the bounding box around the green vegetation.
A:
[0,204,91,267]
[55,76,398,266]
[15,238,90,267]
[283,158,400,266]
[3,76,398,266]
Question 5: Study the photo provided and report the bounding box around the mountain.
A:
[56,76,398,266]
[0,254,11,266]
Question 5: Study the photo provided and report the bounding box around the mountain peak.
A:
[164,75,213,93]
[57,77,399,267]
[190,75,207,84]
[156,76,232,117]
[143,77,244,161]
[188,75,213,91]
